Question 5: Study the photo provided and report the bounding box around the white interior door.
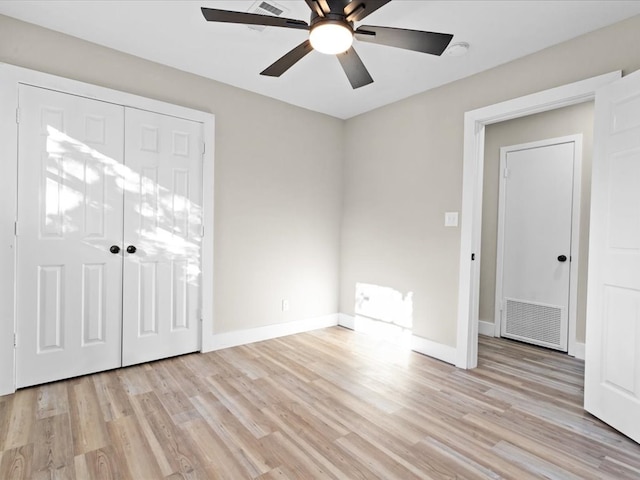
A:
[498,140,575,351]
[585,69,640,443]
[122,107,203,366]
[16,85,124,388]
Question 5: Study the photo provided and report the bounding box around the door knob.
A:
[109,245,120,254]
[126,245,137,254]
[557,255,567,262]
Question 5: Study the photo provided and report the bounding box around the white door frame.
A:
[455,70,621,369]
[0,63,215,395]
[494,134,583,353]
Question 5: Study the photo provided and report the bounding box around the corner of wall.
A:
[202,313,339,353]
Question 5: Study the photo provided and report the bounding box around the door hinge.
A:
[13,333,17,347]
[503,168,510,179]
[15,108,20,124]
[201,141,206,155]
[14,221,19,236]
[200,225,205,237]
[471,253,475,261]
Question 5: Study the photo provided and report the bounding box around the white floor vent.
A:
[248,1,288,32]
[503,298,564,350]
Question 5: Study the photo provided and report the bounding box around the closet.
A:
[15,84,204,388]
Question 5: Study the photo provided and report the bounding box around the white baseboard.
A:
[410,335,457,365]
[337,312,355,330]
[573,342,585,360]
[204,314,339,352]
[338,313,456,365]
[478,320,495,337]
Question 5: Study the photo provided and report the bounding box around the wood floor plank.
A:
[106,414,164,480]
[68,378,109,456]
[3,389,37,450]
[32,413,74,477]
[0,445,33,480]
[137,394,206,479]
[2,329,640,479]
[190,393,275,477]
[92,371,134,423]
[335,432,425,480]
[178,418,252,479]
[75,447,122,480]
[261,403,374,480]
[35,383,69,420]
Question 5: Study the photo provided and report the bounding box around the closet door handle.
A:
[126,245,137,254]
[109,245,120,254]
[557,255,567,262]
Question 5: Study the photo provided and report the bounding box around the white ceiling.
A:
[1,1,640,119]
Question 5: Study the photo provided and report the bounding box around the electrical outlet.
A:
[281,299,290,312]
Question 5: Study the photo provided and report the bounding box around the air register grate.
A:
[248,1,286,31]
[504,299,563,349]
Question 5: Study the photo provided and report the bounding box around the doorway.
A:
[455,71,620,369]
[477,103,593,357]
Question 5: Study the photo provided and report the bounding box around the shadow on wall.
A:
[353,282,413,348]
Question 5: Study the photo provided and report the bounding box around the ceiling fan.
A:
[201,0,454,89]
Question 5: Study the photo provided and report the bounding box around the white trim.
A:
[0,63,215,396]
[456,71,622,369]
[339,313,456,365]
[337,312,355,330]
[573,342,585,361]
[201,117,216,353]
[493,134,583,355]
[567,138,583,357]
[205,314,339,351]
[411,335,457,365]
[0,68,19,396]
[478,320,495,337]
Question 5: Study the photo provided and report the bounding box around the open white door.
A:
[585,69,640,443]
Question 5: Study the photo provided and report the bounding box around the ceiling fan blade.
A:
[336,47,373,89]
[261,40,314,77]
[344,0,391,23]
[305,0,328,17]
[355,26,453,55]
[201,7,309,30]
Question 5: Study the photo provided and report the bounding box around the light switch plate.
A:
[445,212,459,227]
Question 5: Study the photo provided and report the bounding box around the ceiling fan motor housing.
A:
[310,12,354,32]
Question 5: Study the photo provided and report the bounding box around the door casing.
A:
[456,70,621,369]
[0,63,215,396]
[494,135,583,351]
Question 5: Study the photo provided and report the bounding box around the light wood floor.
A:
[1,327,640,479]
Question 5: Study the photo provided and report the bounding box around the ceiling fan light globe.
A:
[310,22,353,55]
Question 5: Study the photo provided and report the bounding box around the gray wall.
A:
[340,15,640,347]
[0,14,344,336]
[480,102,594,343]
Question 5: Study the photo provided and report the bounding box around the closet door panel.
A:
[122,108,203,366]
[16,85,124,388]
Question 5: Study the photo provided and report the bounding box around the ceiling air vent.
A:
[247,0,287,32]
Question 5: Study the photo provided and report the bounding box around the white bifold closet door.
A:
[16,85,203,388]
[122,107,203,366]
